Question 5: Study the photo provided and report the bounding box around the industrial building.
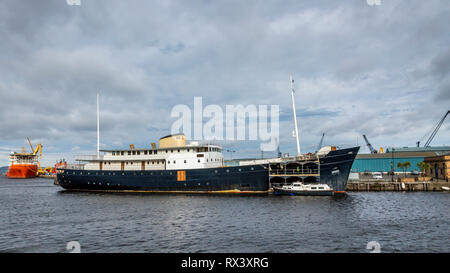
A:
[424,153,450,181]
[351,110,450,173]
[351,146,450,173]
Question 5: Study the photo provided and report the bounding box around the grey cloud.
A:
[0,0,449,166]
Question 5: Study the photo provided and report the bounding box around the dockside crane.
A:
[316,133,325,153]
[417,110,450,147]
[27,136,42,157]
[362,134,378,154]
[27,136,44,174]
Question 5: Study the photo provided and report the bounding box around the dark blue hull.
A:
[57,165,269,193]
[319,146,360,192]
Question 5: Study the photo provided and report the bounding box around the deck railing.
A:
[74,155,104,161]
[270,169,319,176]
[63,164,85,170]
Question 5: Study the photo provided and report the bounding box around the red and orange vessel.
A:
[6,152,38,178]
[6,138,42,179]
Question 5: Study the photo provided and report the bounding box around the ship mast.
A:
[290,74,301,157]
[97,93,100,159]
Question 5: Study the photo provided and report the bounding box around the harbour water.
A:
[0,176,448,253]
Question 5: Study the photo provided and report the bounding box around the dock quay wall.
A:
[346,181,450,192]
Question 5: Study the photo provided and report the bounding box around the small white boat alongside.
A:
[273,182,334,196]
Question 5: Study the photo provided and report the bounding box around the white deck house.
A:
[78,134,224,171]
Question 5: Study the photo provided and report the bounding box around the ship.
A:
[56,134,270,193]
[6,138,42,179]
[56,75,359,193]
[273,182,334,196]
[56,134,358,194]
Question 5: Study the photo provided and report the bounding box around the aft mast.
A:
[97,93,100,159]
[290,74,301,157]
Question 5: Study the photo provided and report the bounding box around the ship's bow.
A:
[319,146,360,193]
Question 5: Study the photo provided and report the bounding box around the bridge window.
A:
[128,151,131,155]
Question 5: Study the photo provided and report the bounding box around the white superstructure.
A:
[78,134,224,171]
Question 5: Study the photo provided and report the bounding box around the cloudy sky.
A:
[0,0,449,166]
